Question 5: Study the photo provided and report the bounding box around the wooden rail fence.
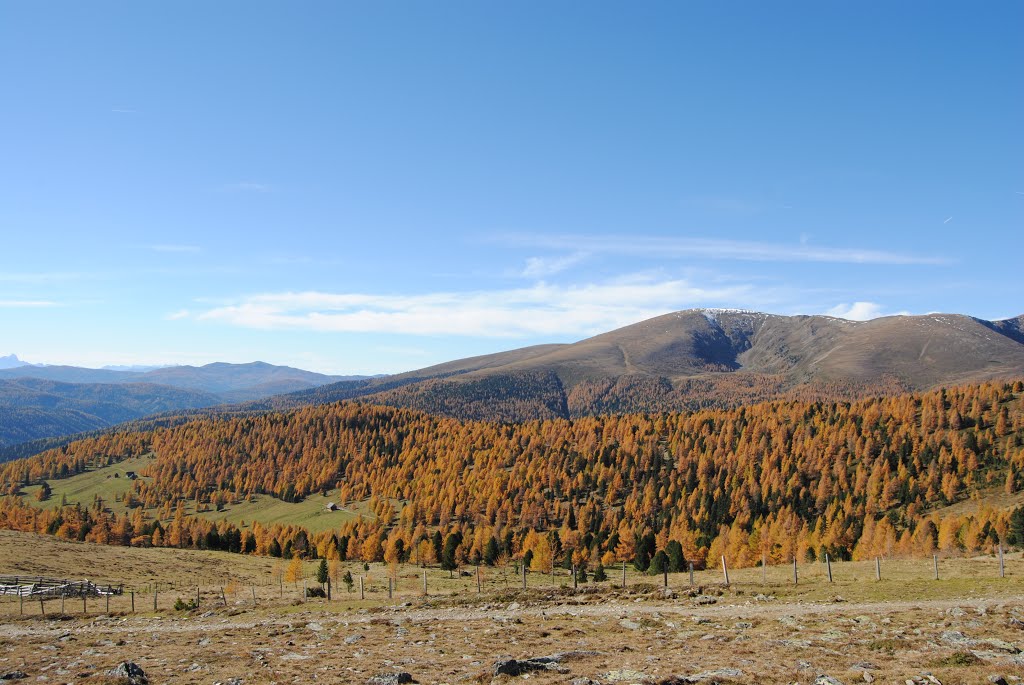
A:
[0,576,123,598]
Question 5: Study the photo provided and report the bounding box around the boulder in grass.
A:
[107,662,148,685]
[367,673,414,685]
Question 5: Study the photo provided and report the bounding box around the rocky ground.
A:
[1,585,1022,685]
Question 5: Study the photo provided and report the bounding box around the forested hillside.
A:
[0,378,221,447]
[1,380,1022,572]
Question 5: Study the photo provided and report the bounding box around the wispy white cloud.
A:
[498,234,951,266]
[825,301,910,321]
[0,299,59,308]
[148,244,201,253]
[195,276,766,338]
[520,252,588,278]
[165,309,190,320]
[111,108,137,114]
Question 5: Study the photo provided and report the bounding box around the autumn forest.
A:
[1,380,1023,576]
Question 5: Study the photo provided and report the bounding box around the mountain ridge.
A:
[268,309,1024,421]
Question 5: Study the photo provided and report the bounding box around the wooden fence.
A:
[0,576,123,598]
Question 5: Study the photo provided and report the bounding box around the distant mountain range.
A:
[0,361,373,448]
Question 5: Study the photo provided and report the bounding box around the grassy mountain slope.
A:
[304,310,1024,420]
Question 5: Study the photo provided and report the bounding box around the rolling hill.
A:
[256,310,1024,421]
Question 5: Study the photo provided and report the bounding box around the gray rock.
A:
[988,676,1008,685]
[850,663,878,671]
[940,630,973,646]
[735,622,753,629]
[344,634,365,645]
[570,679,602,685]
[814,677,845,685]
[689,668,745,681]
[494,657,567,676]
[603,670,648,683]
[107,662,148,685]
[366,673,414,685]
[985,639,1020,654]
[694,595,717,605]
[0,672,27,681]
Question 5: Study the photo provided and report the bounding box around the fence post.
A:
[84,592,88,615]
[359,576,364,600]
[388,577,393,600]
[825,554,833,583]
[476,565,481,594]
[327,577,331,601]
[106,591,110,614]
[663,567,668,589]
[933,555,939,581]
[196,586,200,609]
[793,558,798,586]
[999,545,1005,578]
[19,591,23,615]
[153,586,157,612]
[689,562,694,587]
[221,587,227,606]
[131,591,135,613]
[61,592,65,615]
[572,565,577,590]
[302,580,306,603]
[251,586,257,606]
[39,596,45,617]
[522,565,527,590]
[422,569,427,596]
[721,556,730,586]
[622,561,627,588]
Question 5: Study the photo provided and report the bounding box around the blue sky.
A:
[1,2,1021,374]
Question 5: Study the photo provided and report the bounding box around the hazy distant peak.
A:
[0,354,27,370]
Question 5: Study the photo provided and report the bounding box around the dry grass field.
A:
[0,531,1023,684]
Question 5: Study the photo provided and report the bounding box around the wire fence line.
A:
[0,551,1019,618]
